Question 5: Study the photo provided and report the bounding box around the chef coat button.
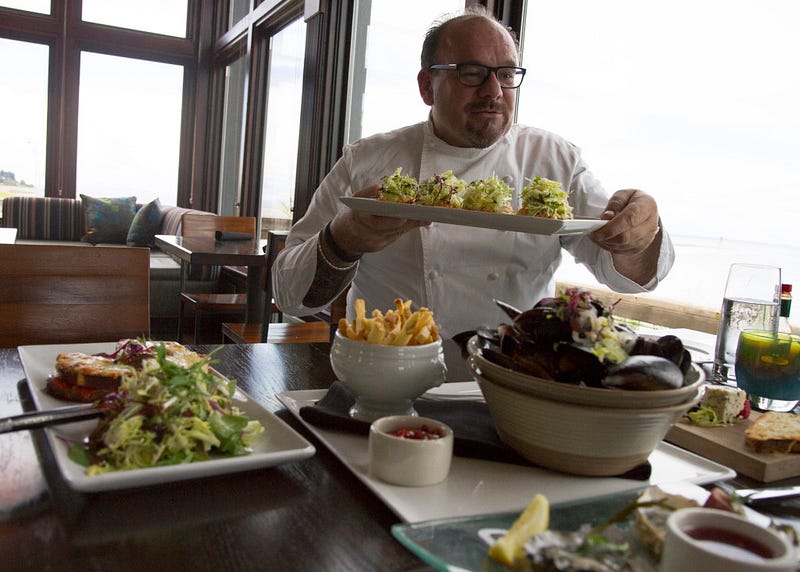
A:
[502,175,513,185]
[428,270,439,280]
[487,271,499,281]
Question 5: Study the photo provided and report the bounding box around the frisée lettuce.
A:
[69,344,264,475]
[378,168,418,203]
[519,176,573,220]
[461,174,513,213]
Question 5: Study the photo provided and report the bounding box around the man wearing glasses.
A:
[273,7,672,338]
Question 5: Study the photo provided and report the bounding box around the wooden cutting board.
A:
[665,411,800,482]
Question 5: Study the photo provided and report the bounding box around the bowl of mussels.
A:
[467,288,704,476]
[467,289,705,409]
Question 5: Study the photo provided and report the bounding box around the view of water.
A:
[557,234,799,328]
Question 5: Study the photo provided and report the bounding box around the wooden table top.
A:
[154,234,268,266]
[3,339,800,571]
[0,341,470,572]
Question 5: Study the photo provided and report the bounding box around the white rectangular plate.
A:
[19,342,316,492]
[277,382,735,523]
[340,196,607,236]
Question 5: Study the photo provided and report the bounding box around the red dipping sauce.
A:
[392,424,444,440]
[685,526,774,561]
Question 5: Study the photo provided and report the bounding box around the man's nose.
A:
[477,72,503,98]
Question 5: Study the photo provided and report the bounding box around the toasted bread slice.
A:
[54,352,136,389]
[745,411,800,454]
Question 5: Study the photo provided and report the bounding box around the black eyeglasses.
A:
[428,63,526,89]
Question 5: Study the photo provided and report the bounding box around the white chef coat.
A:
[273,120,675,338]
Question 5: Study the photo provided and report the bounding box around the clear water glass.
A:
[713,263,781,383]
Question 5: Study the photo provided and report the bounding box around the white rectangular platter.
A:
[340,196,606,236]
[276,382,735,523]
[19,342,316,492]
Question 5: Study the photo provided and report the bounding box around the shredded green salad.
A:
[378,167,419,203]
[520,176,573,220]
[553,288,636,365]
[69,344,264,475]
[461,174,513,213]
[416,170,466,207]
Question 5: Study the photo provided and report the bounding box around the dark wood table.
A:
[154,234,268,323]
[0,341,470,572]
[4,340,800,571]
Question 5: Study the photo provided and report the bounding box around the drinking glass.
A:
[713,263,781,383]
[735,330,800,412]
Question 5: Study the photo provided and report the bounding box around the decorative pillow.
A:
[80,195,137,244]
[127,198,163,247]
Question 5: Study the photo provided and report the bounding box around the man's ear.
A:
[418,69,434,105]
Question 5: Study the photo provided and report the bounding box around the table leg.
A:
[246,266,264,323]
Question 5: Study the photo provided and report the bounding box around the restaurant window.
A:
[518,0,800,314]
[82,0,188,38]
[346,0,465,143]
[76,52,183,205]
[260,18,306,230]
[218,55,247,216]
[0,0,48,14]
[228,0,249,28]
[0,38,48,201]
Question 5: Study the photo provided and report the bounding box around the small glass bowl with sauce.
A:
[662,507,797,572]
[368,415,454,486]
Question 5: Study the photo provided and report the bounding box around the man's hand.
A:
[589,189,662,284]
[328,185,429,258]
[590,189,660,254]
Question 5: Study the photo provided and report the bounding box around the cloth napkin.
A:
[215,230,252,241]
[299,381,652,480]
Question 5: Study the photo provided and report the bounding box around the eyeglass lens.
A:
[459,64,524,88]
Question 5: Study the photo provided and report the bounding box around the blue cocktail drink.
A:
[735,330,800,411]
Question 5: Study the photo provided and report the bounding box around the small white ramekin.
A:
[368,415,453,486]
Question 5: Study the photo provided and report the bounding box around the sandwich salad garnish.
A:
[461,174,513,213]
[519,176,574,220]
[68,344,264,475]
[378,167,418,203]
[416,170,466,208]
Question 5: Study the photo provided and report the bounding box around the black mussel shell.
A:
[494,299,522,320]
[511,350,558,380]
[676,348,692,376]
[513,307,572,345]
[602,355,684,391]
[656,335,685,365]
[553,343,608,387]
[474,327,500,345]
[630,337,665,358]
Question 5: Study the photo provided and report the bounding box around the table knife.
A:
[0,404,102,434]
[734,485,800,503]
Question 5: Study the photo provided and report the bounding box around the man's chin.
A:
[465,121,508,148]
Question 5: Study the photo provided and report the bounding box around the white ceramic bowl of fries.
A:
[332,298,447,422]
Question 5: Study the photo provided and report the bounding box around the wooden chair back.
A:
[180,214,256,237]
[262,230,288,342]
[220,230,332,344]
[0,244,150,347]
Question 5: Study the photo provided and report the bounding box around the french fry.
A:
[338,298,439,346]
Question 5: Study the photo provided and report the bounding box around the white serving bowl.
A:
[368,415,454,486]
[472,362,701,476]
[467,335,705,409]
[330,331,447,422]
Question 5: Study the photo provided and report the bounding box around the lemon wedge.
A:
[488,493,550,567]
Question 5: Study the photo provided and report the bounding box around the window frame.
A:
[0,0,203,206]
